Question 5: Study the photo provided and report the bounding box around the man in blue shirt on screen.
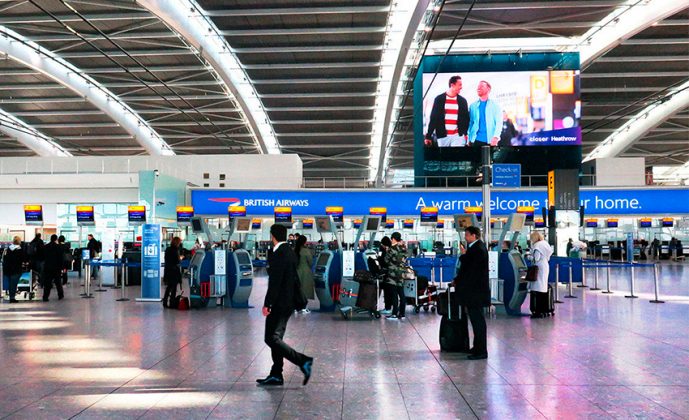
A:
[468,81,502,147]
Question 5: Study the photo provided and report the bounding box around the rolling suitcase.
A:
[529,284,555,317]
[438,289,470,352]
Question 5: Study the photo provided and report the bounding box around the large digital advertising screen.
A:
[415,53,581,186]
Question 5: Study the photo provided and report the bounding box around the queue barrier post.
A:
[116,259,130,302]
[602,265,613,294]
[590,264,601,291]
[577,259,588,288]
[625,264,638,299]
[565,263,577,298]
[554,263,563,304]
[650,263,665,304]
[81,262,94,299]
[94,261,107,292]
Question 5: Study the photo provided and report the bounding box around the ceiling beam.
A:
[595,55,689,63]
[0,25,173,156]
[205,5,390,16]
[444,1,620,11]
[0,12,153,24]
[233,45,383,54]
[219,26,386,37]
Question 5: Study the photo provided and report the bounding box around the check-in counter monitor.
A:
[224,249,253,308]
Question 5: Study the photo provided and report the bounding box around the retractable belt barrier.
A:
[85,259,141,302]
[581,259,665,304]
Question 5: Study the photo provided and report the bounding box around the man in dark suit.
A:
[257,224,314,386]
[42,234,65,302]
[455,226,490,360]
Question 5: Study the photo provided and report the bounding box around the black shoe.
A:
[300,357,314,386]
[256,375,284,386]
[467,353,488,360]
[530,313,543,319]
[58,296,64,300]
[42,298,49,302]
[9,299,18,303]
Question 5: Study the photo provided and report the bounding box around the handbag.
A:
[525,265,539,282]
[177,295,189,311]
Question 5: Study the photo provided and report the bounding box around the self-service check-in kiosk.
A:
[497,213,528,316]
[223,217,253,308]
[353,215,382,272]
[313,215,343,312]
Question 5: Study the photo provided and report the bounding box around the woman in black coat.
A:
[162,237,183,308]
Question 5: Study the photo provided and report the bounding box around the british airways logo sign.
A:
[208,197,242,206]
[207,195,310,208]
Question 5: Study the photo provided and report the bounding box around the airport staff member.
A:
[42,234,65,302]
[2,236,26,303]
[257,224,314,386]
[454,226,490,360]
[425,75,470,147]
[468,81,502,147]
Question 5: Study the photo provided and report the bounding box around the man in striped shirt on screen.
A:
[425,75,470,148]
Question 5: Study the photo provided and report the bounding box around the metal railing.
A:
[302,174,597,189]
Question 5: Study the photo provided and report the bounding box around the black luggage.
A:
[356,281,378,311]
[438,290,470,352]
[529,284,555,317]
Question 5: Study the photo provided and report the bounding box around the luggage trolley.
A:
[339,270,381,320]
[403,268,439,313]
[16,269,39,301]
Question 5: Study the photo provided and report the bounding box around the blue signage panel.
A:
[191,188,689,217]
[140,224,161,301]
[626,233,634,263]
[492,164,521,187]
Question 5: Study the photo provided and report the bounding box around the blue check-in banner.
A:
[192,188,689,216]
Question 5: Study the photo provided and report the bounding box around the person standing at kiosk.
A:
[257,224,314,386]
[454,226,490,360]
[162,237,183,309]
[385,232,407,320]
[528,231,553,318]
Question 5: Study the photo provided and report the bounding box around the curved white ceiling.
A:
[137,0,281,154]
[0,25,174,156]
[0,109,71,156]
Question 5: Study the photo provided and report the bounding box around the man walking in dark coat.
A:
[42,234,65,301]
[257,224,314,386]
[455,226,490,360]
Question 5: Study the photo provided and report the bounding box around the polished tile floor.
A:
[1,262,688,419]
